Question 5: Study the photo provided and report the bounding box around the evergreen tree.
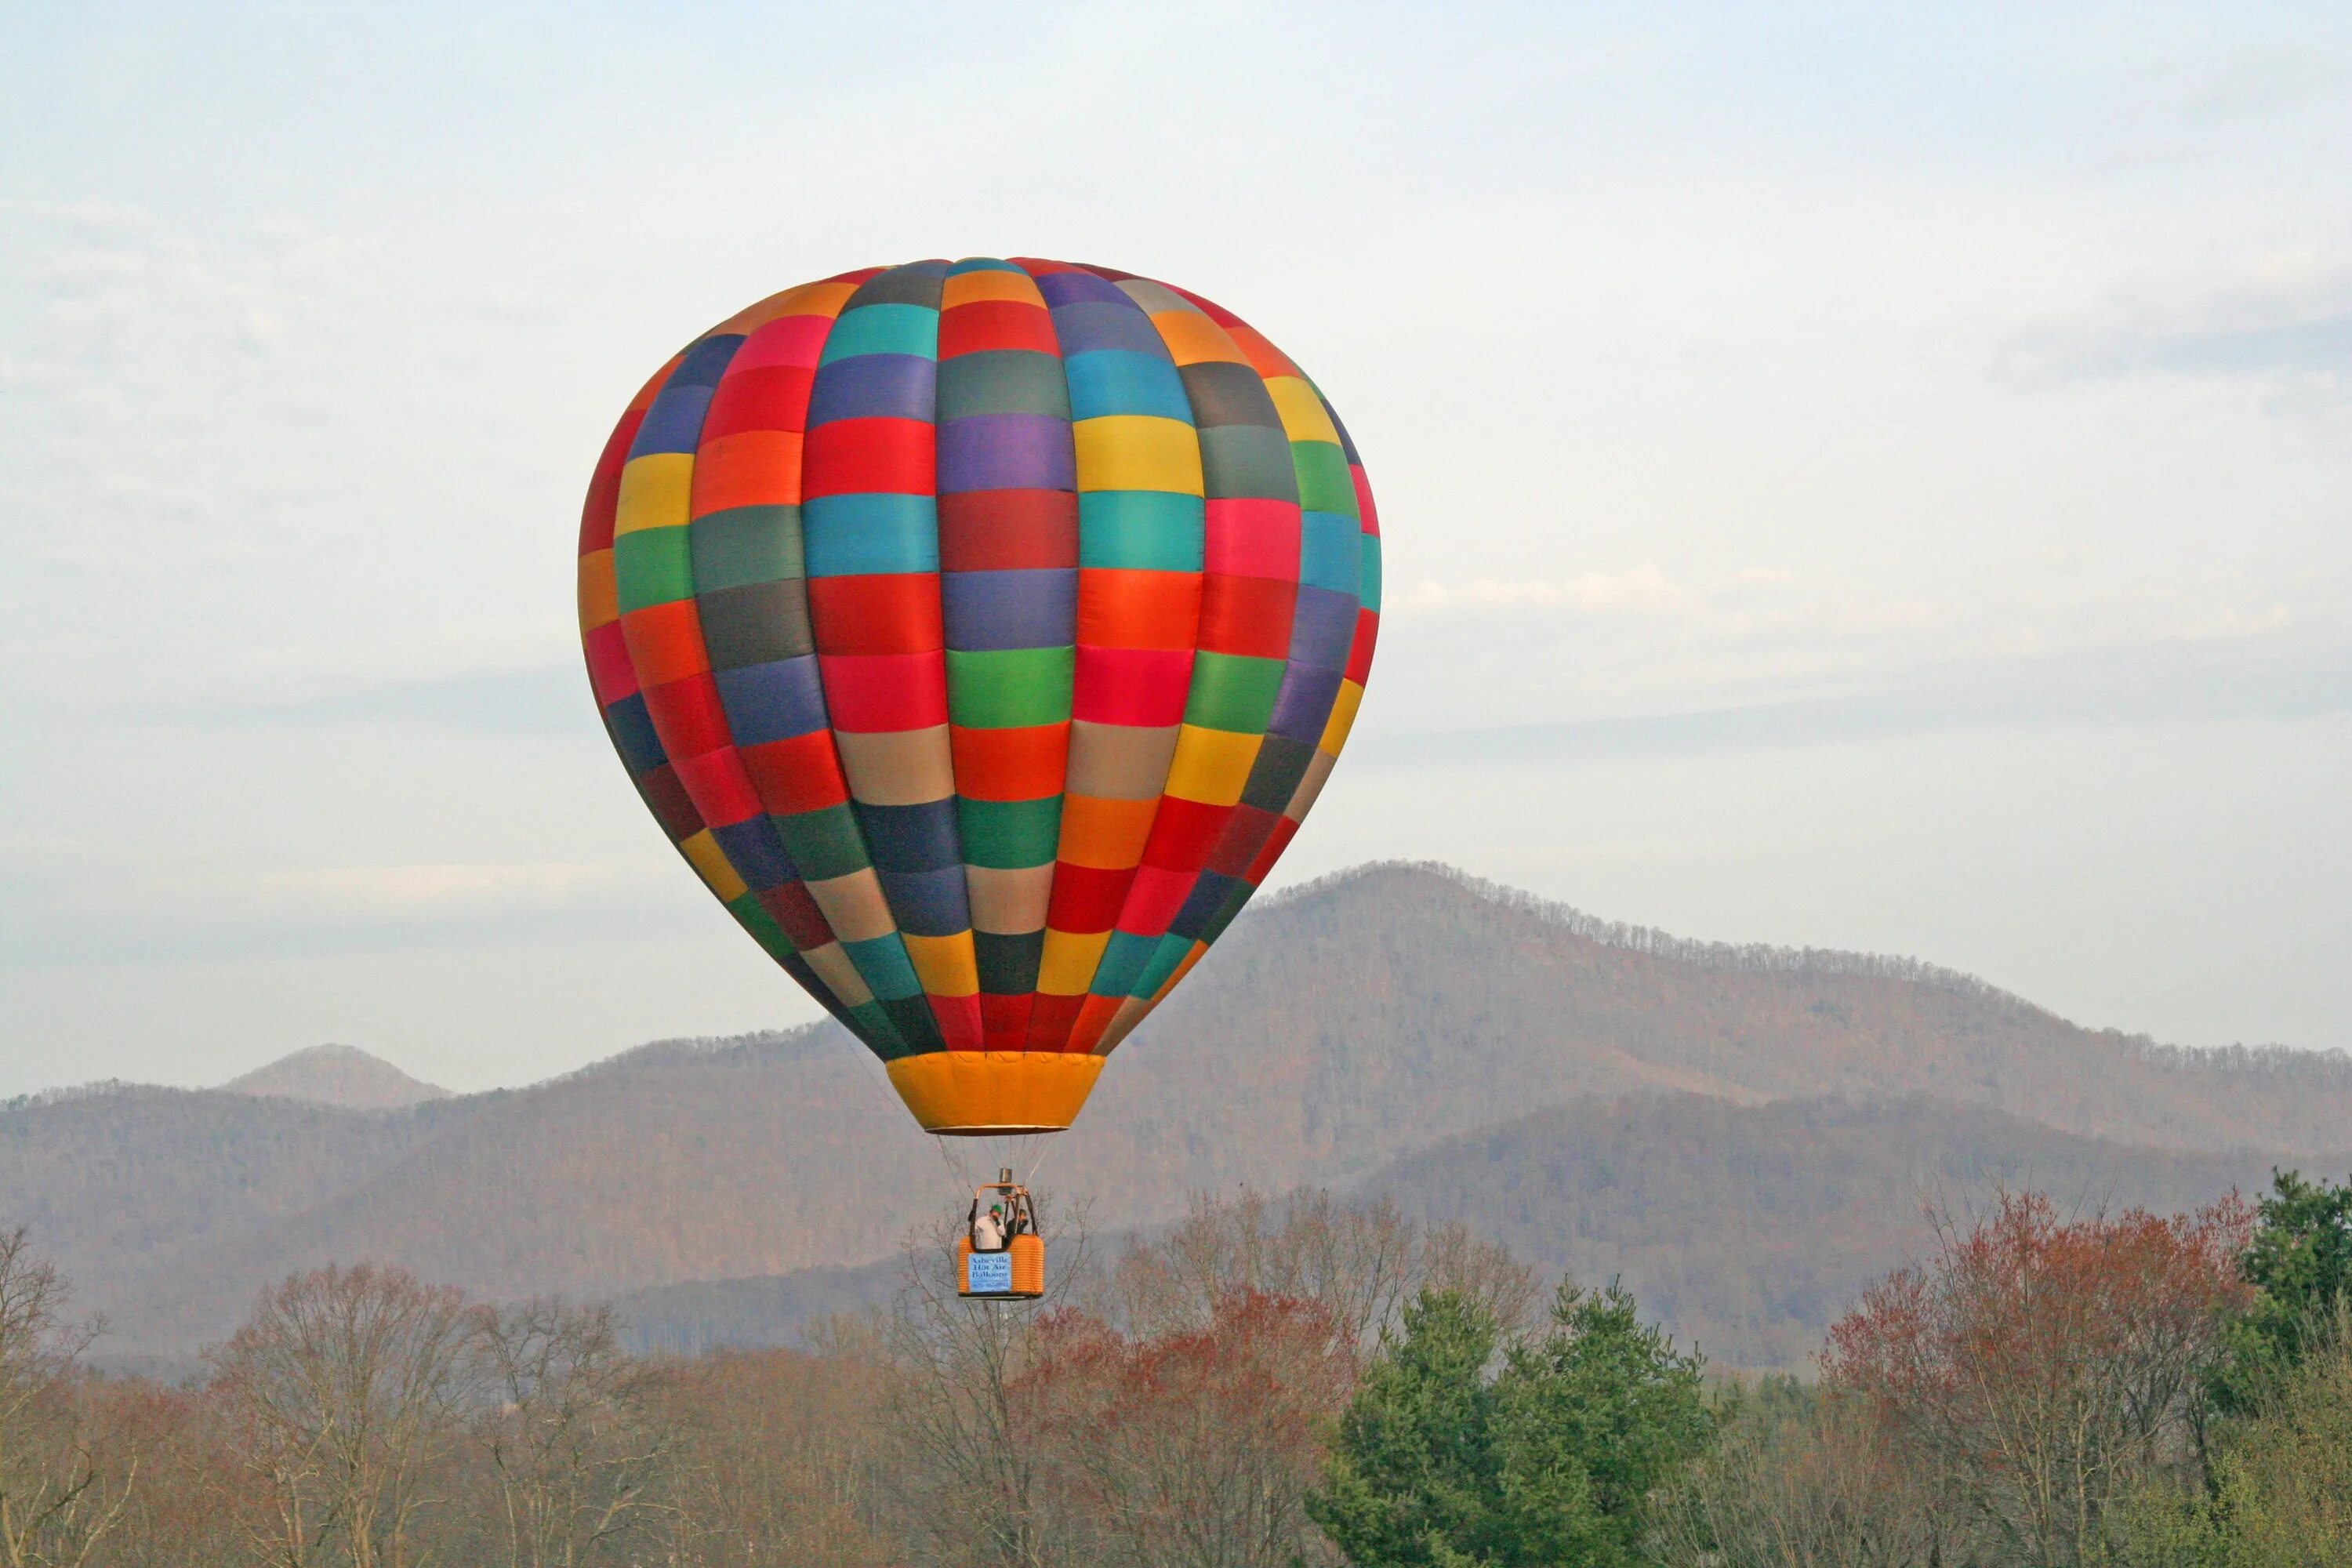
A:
[2216,1169,2352,1410]
[1308,1280,1711,1566]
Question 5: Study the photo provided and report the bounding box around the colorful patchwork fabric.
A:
[578,260,1378,1134]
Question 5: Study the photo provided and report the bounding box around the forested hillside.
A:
[6,862,2345,1363]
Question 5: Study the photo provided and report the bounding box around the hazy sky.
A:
[5,2,2347,1098]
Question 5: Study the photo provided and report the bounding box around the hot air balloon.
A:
[576,258,1378,1185]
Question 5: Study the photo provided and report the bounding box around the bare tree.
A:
[470,1300,673,1568]
[0,1228,138,1568]
[211,1264,484,1568]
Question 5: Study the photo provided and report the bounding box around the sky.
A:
[3,2,2347,1098]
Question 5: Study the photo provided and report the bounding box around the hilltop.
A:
[223,1044,451,1110]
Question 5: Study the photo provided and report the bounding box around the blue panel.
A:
[855,798,964,872]
[1298,512,1364,596]
[1033,270,1129,308]
[877,866,971,937]
[942,568,1077,651]
[818,304,938,365]
[604,692,665,772]
[1078,492,1205,570]
[710,818,796,889]
[1063,350,1192,421]
[803,493,940,576]
[629,385,716,457]
[806,354,937,424]
[1047,300,1167,358]
[713,655,830,745]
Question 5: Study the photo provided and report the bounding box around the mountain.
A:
[223,1044,451,1110]
[6,862,2347,1363]
[609,1092,2336,1370]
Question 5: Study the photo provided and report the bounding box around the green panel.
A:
[727,892,798,960]
[612,525,695,613]
[1197,425,1299,503]
[1290,441,1359,517]
[946,647,1074,728]
[1077,492,1205,570]
[690,505,804,591]
[771,804,868,883]
[1359,533,1383,610]
[1132,931,1192,997]
[938,350,1071,420]
[1185,651,1286,734]
[957,796,1063,869]
[846,999,911,1058]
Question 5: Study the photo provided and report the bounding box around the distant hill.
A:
[7,862,2347,1362]
[223,1044,451,1110]
[609,1093,2339,1370]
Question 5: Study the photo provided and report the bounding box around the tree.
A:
[1308,1279,1708,1567]
[470,1298,674,1568]
[0,1228,140,1568]
[212,1263,484,1568]
[2213,1170,2352,1412]
[1027,1290,1355,1568]
[1822,1191,2252,1568]
[1308,1289,1501,1567]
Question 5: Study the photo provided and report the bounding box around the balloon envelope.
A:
[577,258,1378,1134]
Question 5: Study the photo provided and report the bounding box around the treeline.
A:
[4,1178,2350,1566]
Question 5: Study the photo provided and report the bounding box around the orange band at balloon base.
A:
[887,1051,1106,1134]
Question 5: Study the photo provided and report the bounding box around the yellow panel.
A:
[1073,416,1204,496]
[942,270,1047,309]
[886,1051,1106,1134]
[713,280,859,334]
[680,830,747,902]
[1037,927,1112,995]
[802,942,873,1007]
[1264,376,1342,446]
[614,452,695,535]
[1163,724,1262,807]
[577,549,617,631]
[1319,677,1364,756]
[902,931,981,997]
[1150,310,1249,367]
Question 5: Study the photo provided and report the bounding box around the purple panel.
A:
[938,414,1077,494]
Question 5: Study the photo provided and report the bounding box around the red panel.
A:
[730,313,834,372]
[1140,797,1229,871]
[801,418,935,498]
[1352,465,1380,537]
[702,365,817,440]
[1025,990,1085,1051]
[928,993,985,1051]
[949,723,1069,801]
[739,732,850,815]
[1204,803,1281,879]
[1245,815,1301,883]
[1195,574,1295,660]
[979,993,1034,1053]
[1203,497,1300,580]
[579,408,645,555]
[1119,864,1195,936]
[938,490,1079,570]
[806,573,944,655]
[1076,568,1200,651]
[641,673,731,760]
[757,880,836,951]
[637,763,704,843]
[1047,862,1131,933]
[1345,609,1379,685]
[620,599,711,686]
[938,300,1058,358]
[1068,993,1122,1054]
[670,747,764,828]
[1072,647,1194,727]
[817,652,950,732]
[584,621,639,705]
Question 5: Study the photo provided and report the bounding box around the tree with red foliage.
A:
[1024,1290,1356,1568]
[1820,1190,2252,1568]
